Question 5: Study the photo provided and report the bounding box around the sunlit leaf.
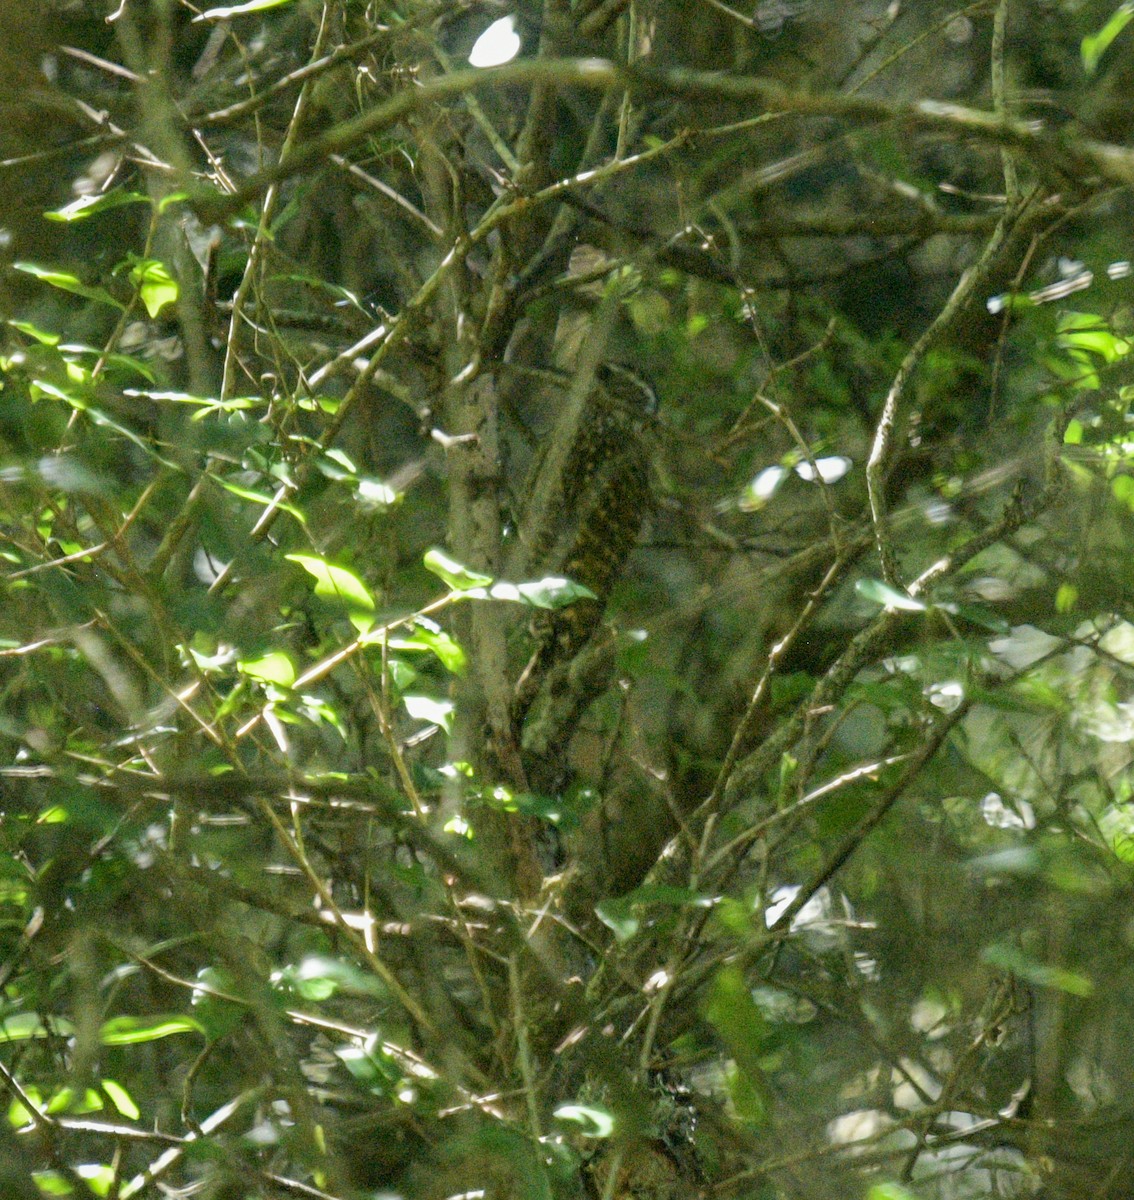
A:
[1112,474,1134,510]
[357,477,401,509]
[45,190,150,222]
[274,955,387,1001]
[856,578,926,612]
[45,1087,102,1116]
[7,319,60,344]
[423,548,493,591]
[14,262,125,309]
[594,898,636,941]
[296,693,347,735]
[128,259,179,318]
[211,475,306,524]
[196,0,295,18]
[384,620,466,673]
[595,883,713,942]
[1100,805,1134,862]
[1056,325,1131,363]
[31,1170,73,1195]
[1082,1,1134,74]
[553,1104,615,1138]
[402,694,454,731]
[124,388,261,415]
[74,1165,115,1197]
[740,465,787,510]
[795,455,852,484]
[238,651,296,688]
[101,1079,140,1120]
[1054,582,1078,613]
[469,15,521,67]
[32,380,173,464]
[867,1184,922,1200]
[323,447,357,475]
[286,553,376,632]
[336,1035,401,1090]
[493,577,598,609]
[157,190,189,214]
[0,1013,75,1041]
[7,1080,44,1125]
[99,1015,205,1044]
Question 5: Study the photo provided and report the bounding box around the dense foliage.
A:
[4,2,1134,1198]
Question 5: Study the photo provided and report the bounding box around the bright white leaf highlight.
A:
[739,465,786,510]
[195,0,294,19]
[795,455,852,483]
[469,16,521,67]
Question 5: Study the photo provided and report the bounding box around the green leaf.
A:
[488,577,598,609]
[273,955,387,1001]
[1082,1,1134,74]
[45,1087,102,1116]
[595,884,713,941]
[1098,804,1134,863]
[1056,325,1131,363]
[286,553,377,632]
[190,967,246,1040]
[211,475,306,524]
[704,966,774,1124]
[157,190,190,214]
[357,477,401,509]
[867,1185,922,1200]
[981,943,1094,996]
[128,259,179,318]
[238,651,296,688]
[336,1035,401,1090]
[552,1104,615,1138]
[384,620,466,673]
[44,190,150,222]
[30,1170,73,1195]
[124,388,261,416]
[100,1079,140,1120]
[8,1086,44,1127]
[0,1013,75,1041]
[594,896,639,941]
[402,694,454,731]
[99,1014,205,1045]
[75,1165,115,1197]
[14,262,124,309]
[197,0,295,17]
[856,578,926,612]
[1055,582,1079,613]
[32,380,175,464]
[423,548,493,591]
[7,319,60,344]
[1113,474,1134,510]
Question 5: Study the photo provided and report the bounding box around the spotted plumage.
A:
[513,363,655,723]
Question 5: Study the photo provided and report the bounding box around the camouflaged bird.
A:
[512,362,655,726]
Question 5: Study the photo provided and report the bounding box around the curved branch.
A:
[187,58,1134,221]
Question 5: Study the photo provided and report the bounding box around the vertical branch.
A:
[220,5,335,399]
[866,0,1034,588]
[865,205,1017,587]
[446,376,545,897]
[412,97,545,895]
[112,0,217,395]
[510,0,572,260]
[991,0,1021,206]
